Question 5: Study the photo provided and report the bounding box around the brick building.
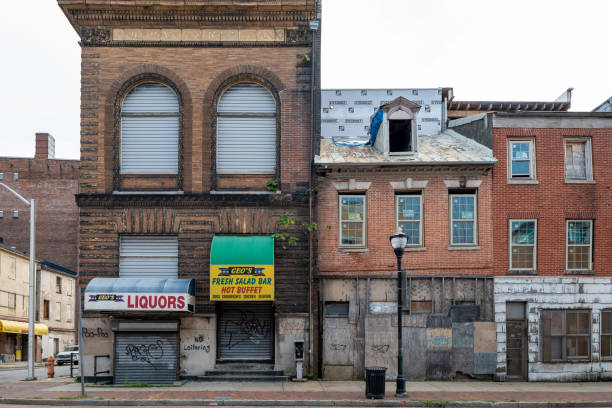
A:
[315,89,497,380]
[59,0,320,384]
[452,112,612,381]
[0,133,79,272]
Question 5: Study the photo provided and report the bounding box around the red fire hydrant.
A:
[45,355,55,378]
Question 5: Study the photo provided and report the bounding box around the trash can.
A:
[365,366,386,399]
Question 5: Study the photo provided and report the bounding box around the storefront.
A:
[84,278,195,384]
[210,236,275,362]
[0,320,48,363]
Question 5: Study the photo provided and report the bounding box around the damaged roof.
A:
[315,129,496,167]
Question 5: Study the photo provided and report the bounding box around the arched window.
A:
[216,83,277,174]
[120,82,179,174]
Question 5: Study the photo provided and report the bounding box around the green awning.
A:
[211,236,274,266]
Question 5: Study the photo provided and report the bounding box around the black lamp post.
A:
[389,230,407,397]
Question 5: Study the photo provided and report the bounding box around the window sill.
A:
[564,269,594,275]
[508,269,539,275]
[404,246,426,252]
[565,179,596,184]
[448,246,480,251]
[507,179,538,184]
[337,247,369,253]
[210,190,281,195]
[113,190,184,195]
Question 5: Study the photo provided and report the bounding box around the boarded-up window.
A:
[66,304,73,322]
[541,309,590,362]
[217,83,276,174]
[55,301,61,321]
[120,83,180,174]
[7,257,16,280]
[7,293,15,309]
[411,300,432,313]
[565,139,591,181]
[602,310,612,359]
[43,300,49,320]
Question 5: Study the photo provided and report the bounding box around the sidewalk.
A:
[2,377,612,407]
[0,361,44,370]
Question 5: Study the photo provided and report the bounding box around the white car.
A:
[55,345,79,365]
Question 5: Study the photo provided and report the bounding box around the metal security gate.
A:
[217,302,274,361]
[119,236,178,278]
[114,332,178,384]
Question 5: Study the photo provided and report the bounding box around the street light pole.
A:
[389,231,407,397]
[0,182,36,380]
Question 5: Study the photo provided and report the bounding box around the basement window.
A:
[389,120,413,153]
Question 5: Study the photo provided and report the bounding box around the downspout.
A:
[308,4,321,378]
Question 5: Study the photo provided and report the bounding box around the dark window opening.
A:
[324,302,349,316]
[389,120,412,153]
[43,300,49,320]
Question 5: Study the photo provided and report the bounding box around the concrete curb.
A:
[0,399,610,407]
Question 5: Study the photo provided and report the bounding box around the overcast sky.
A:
[1,0,611,160]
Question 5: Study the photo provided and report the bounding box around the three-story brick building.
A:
[59,0,319,384]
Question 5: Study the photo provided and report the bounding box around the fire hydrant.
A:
[45,355,55,378]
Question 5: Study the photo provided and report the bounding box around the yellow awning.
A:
[0,320,48,335]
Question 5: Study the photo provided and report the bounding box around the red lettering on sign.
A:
[168,296,176,309]
[128,295,135,308]
[177,296,185,309]
[139,296,148,308]
[158,296,167,308]
[149,295,157,308]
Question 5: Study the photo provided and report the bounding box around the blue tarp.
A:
[368,108,383,146]
[84,278,195,295]
[331,108,383,147]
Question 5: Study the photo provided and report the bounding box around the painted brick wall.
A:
[492,128,612,277]
[0,158,79,271]
[316,171,494,276]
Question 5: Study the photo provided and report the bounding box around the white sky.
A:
[1,0,611,160]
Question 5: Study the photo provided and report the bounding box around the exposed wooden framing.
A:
[431,276,435,313]
[365,278,370,316]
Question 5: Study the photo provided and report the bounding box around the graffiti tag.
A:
[330,343,347,351]
[279,319,305,337]
[82,328,109,338]
[371,344,390,354]
[125,340,164,368]
[223,312,272,350]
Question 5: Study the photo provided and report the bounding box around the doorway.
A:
[506,302,528,379]
[217,302,274,362]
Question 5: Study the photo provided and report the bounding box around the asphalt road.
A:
[0,364,77,383]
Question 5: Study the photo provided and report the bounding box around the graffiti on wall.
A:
[223,311,272,349]
[330,343,347,351]
[125,340,164,369]
[370,344,390,354]
[279,319,305,337]
[183,335,211,353]
[82,328,109,338]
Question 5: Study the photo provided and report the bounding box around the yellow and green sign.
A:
[210,236,274,301]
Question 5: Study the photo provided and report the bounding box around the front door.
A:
[217,302,274,362]
[506,302,527,379]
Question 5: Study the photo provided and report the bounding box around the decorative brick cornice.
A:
[75,193,309,208]
[81,27,111,46]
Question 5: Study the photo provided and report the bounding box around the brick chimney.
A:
[35,133,55,159]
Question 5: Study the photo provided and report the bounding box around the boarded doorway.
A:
[506,302,527,379]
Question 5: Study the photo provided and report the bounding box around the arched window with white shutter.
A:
[216,83,277,174]
[120,82,180,174]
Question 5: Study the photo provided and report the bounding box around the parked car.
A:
[55,345,78,365]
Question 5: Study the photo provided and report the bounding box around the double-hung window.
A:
[509,220,537,271]
[339,195,366,247]
[566,220,593,271]
[450,193,477,245]
[541,309,590,362]
[508,139,535,181]
[396,194,422,246]
[564,138,593,182]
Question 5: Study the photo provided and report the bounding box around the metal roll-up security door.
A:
[119,236,178,278]
[217,83,276,174]
[114,332,178,384]
[120,82,179,174]
[218,302,274,361]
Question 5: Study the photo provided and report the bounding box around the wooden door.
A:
[506,302,527,379]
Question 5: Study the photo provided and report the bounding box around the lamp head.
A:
[389,229,407,257]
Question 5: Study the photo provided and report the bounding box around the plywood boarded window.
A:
[564,138,592,181]
[541,309,590,362]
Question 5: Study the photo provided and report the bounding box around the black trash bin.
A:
[365,366,386,399]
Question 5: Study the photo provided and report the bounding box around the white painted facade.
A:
[495,276,612,381]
